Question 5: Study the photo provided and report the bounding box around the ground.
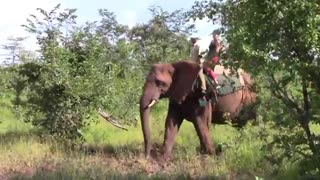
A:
[0,94,318,179]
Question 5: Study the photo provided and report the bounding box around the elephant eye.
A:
[155,79,167,87]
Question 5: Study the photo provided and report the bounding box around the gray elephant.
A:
[139,60,259,160]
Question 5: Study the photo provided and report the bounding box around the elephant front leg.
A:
[162,107,183,161]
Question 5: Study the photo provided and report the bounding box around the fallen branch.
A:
[97,108,128,131]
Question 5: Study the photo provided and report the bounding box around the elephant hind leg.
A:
[193,115,214,155]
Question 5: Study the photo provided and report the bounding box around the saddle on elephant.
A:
[202,63,246,97]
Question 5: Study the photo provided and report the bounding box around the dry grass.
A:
[0,95,318,179]
[0,120,272,180]
[0,137,260,180]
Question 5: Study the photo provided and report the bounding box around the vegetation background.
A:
[0,0,320,179]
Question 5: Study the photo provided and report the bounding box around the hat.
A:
[212,30,221,35]
[210,28,224,35]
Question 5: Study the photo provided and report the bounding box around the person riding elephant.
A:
[191,29,245,91]
[209,29,246,86]
[190,29,225,94]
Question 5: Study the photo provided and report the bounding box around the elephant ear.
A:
[167,60,201,104]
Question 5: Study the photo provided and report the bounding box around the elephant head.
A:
[139,60,201,158]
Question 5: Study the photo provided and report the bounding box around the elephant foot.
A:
[146,146,172,163]
[158,155,171,164]
[149,146,162,159]
[161,150,173,162]
[197,146,215,156]
[198,153,211,161]
[200,144,224,157]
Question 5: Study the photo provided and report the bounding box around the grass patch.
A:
[0,94,33,134]
[0,95,319,179]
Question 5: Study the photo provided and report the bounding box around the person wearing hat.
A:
[210,29,245,87]
[190,29,224,97]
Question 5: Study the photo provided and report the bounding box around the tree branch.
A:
[270,74,303,115]
[300,78,316,155]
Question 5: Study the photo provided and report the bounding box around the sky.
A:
[0,0,215,64]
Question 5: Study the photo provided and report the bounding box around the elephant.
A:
[139,60,259,160]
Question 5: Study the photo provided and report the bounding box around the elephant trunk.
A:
[139,86,160,158]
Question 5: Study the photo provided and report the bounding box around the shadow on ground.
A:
[10,169,248,180]
[0,130,39,145]
[0,130,160,159]
[1,131,309,180]
[0,130,225,161]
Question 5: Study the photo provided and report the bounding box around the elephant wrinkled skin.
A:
[139,60,259,160]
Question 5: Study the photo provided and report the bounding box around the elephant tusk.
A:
[147,99,157,108]
[97,108,128,131]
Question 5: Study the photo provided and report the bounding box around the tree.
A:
[12,4,122,141]
[10,3,151,141]
[2,36,26,64]
[128,6,195,68]
[188,0,320,176]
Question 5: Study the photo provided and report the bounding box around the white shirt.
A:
[191,35,213,63]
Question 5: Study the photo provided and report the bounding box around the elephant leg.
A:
[162,105,183,160]
[193,106,214,155]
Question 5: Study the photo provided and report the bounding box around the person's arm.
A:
[213,35,223,54]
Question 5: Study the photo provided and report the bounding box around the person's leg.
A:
[199,65,206,93]
[197,44,208,94]
[198,57,207,106]
[207,67,220,88]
